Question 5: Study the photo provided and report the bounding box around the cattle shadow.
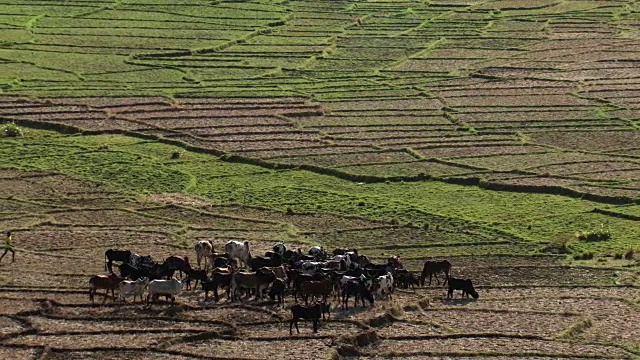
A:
[441,297,477,306]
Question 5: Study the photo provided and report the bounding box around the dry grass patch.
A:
[4,332,180,349]
[167,338,332,359]
[365,336,630,358]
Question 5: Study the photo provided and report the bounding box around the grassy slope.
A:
[1,128,638,258]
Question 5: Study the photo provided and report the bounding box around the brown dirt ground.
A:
[0,171,638,360]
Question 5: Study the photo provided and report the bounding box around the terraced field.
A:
[2,0,640,201]
[1,0,639,359]
[0,170,638,359]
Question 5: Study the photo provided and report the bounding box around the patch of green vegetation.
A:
[2,128,637,259]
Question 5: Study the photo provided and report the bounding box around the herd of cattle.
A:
[90,240,479,333]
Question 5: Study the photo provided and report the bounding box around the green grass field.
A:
[1,129,638,259]
[1,0,639,262]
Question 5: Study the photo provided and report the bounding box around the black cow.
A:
[105,249,132,273]
[268,278,286,307]
[290,303,328,335]
[184,268,207,290]
[249,253,282,271]
[341,280,374,310]
[447,277,479,299]
[202,271,232,302]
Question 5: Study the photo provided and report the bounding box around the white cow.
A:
[376,272,394,300]
[119,277,149,303]
[194,240,215,269]
[224,240,252,269]
[147,279,183,305]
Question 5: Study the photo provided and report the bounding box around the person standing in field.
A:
[0,230,15,264]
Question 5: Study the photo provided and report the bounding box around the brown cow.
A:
[89,273,123,304]
[420,260,451,286]
[300,278,333,305]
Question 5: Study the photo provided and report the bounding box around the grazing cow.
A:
[300,278,333,305]
[202,271,232,302]
[341,280,374,310]
[119,262,171,281]
[163,256,192,278]
[229,268,275,301]
[130,254,156,269]
[147,279,183,305]
[184,268,207,290]
[395,269,419,290]
[249,253,282,271]
[290,303,326,335]
[268,278,286,307]
[104,249,132,273]
[194,240,215,269]
[421,260,451,286]
[375,272,394,300]
[89,273,123,304]
[225,240,252,269]
[447,277,479,299]
[208,253,233,269]
[118,277,149,303]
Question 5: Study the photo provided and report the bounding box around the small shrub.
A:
[575,224,611,242]
[614,253,623,260]
[572,252,593,260]
[2,122,23,137]
[544,235,573,254]
[171,150,182,159]
[624,247,634,260]
[285,206,295,215]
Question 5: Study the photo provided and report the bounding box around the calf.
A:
[376,272,394,300]
[447,277,479,299]
[147,279,183,305]
[118,277,149,303]
[395,269,419,290]
[341,280,374,310]
[89,273,123,304]
[184,268,208,290]
[229,268,275,301]
[268,278,286,307]
[202,271,232,302]
[290,303,326,335]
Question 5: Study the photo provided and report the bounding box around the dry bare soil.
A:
[1,170,639,360]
